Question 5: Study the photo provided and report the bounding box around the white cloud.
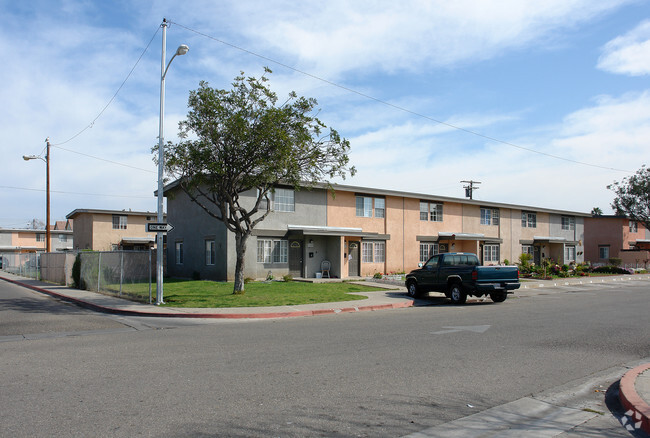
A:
[598,19,650,75]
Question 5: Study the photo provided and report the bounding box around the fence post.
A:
[148,249,152,304]
[119,251,124,296]
[97,252,102,292]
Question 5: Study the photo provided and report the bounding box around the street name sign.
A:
[147,222,174,233]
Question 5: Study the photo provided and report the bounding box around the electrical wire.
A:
[0,185,153,199]
[170,20,632,174]
[51,25,160,147]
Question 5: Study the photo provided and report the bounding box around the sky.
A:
[2,0,650,229]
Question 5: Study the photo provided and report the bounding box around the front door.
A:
[289,240,303,277]
[348,241,360,277]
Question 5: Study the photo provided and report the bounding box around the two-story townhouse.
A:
[66,209,162,251]
[327,185,587,276]
[164,180,588,280]
[584,216,650,268]
[0,226,74,255]
[164,182,387,281]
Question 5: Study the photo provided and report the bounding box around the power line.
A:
[52,145,155,173]
[51,25,161,147]
[0,185,153,199]
[170,20,632,174]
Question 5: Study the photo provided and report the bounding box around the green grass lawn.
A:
[112,279,385,308]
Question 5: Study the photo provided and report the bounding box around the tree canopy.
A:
[162,69,355,293]
[608,165,650,231]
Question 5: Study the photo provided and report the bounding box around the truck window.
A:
[468,255,479,266]
[425,255,439,269]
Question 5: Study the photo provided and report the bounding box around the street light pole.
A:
[156,18,188,305]
[23,137,51,253]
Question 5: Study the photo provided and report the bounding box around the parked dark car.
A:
[405,252,520,304]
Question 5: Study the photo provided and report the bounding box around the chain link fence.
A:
[1,250,158,303]
[78,251,155,303]
[0,253,40,279]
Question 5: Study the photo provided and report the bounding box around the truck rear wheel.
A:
[406,281,422,298]
[449,283,467,304]
[490,291,507,303]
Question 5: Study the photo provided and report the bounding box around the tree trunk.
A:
[233,231,249,294]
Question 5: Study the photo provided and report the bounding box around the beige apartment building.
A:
[66,209,163,251]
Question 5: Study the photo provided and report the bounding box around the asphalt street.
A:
[1,278,649,437]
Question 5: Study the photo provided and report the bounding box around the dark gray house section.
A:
[164,183,330,281]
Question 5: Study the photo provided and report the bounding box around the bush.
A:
[282,274,293,282]
[373,272,383,279]
[503,259,510,266]
[244,277,254,284]
[591,266,631,275]
[72,253,81,289]
[608,258,622,267]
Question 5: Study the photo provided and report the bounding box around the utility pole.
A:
[461,180,481,200]
[46,138,51,253]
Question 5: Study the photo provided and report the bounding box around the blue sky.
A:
[2,0,650,228]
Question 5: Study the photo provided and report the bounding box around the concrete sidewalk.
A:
[1,270,649,434]
[0,272,414,319]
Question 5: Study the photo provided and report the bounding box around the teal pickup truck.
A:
[405,252,520,304]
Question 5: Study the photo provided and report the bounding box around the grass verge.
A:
[109,279,385,308]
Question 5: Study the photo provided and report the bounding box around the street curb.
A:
[619,363,650,434]
[0,275,413,319]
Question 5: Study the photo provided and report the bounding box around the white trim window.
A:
[356,196,373,217]
[429,203,443,222]
[36,234,45,242]
[598,245,609,260]
[630,221,638,233]
[420,242,439,263]
[362,241,385,263]
[522,245,533,255]
[257,239,288,264]
[481,208,500,226]
[521,211,536,228]
[112,215,127,230]
[562,216,575,231]
[205,239,216,265]
[175,241,184,265]
[564,245,576,263]
[374,198,385,218]
[273,188,295,212]
[420,201,443,222]
[483,244,500,263]
[58,234,67,242]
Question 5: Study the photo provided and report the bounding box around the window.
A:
[630,221,638,233]
[356,196,385,218]
[36,234,45,242]
[175,241,184,264]
[356,196,373,217]
[565,245,576,262]
[419,242,439,263]
[273,188,295,212]
[257,239,288,263]
[111,244,119,251]
[112,215,127,230]
[598,245,609,260]
[362,242,385,263]
[562,216,575,231]
[420,202,429,221]
[429,203,443,222]
[58,234,67,242]
[522,245,533,255]
[420,201,443,222]
[483,244,500,263]
[374,198,385,218]
[481,208,499,226]
[521,211,536,228]
[205,239,216,265]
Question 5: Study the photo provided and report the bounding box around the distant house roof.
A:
[66,209,163,219]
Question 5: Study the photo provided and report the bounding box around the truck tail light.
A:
[472,270,478,281]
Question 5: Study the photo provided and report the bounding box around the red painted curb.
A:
[619,363,650,434]
[1,276,413,319]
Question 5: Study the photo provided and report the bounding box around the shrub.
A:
[373,272,383,279]
[72,253,81,289]
[244,277,254,284]
[608,258,622,267]
[283,274,293,282]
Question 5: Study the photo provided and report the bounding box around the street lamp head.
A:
[175,44,189,56]
[23,155,36,161]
